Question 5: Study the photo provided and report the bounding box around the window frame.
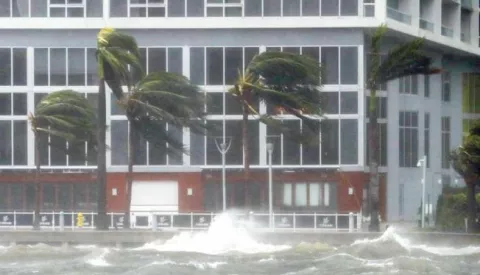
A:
[128,0,167,17]
[399,111,419,167]
[281,182,333,209]
[48,0,86,18]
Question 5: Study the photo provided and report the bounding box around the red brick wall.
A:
[0,170,387,217]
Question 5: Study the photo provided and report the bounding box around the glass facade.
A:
[0,44,361,169]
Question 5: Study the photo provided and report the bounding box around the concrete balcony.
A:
[419,18,434,32]
[387,7,411,25]
[441,25,454,38]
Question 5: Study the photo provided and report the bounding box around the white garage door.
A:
[130,181,179,213]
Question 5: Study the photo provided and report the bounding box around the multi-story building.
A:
[0,0,478,223]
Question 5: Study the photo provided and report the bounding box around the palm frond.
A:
[97,28,143,100]
[32,90,97,149]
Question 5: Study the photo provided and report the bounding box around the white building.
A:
[0,0,478,223]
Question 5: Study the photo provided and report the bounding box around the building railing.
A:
[386,7,411,24]
[0,211,362,232]
[419,18,434,32]
[441,26,454,38]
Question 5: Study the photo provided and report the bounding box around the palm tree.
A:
[29,90,96,230]
[115,72,207,228]
[366,25,440,231]
[229,51,323,194]
[95,28,141,230]
[451,120,480,232]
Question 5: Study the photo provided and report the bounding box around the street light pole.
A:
[417,155,427,228]
[267,143,273,229]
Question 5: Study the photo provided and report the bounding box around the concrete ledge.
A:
[0,230,479,247]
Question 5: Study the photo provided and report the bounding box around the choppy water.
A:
[0,214,479,275]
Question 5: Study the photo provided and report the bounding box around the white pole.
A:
[267,143,273,229]
[421,155,427,229]
[221,143,227,212]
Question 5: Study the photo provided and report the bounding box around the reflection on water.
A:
[0,213,479,275]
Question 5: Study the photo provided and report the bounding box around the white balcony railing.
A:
[441,26,454,38]
[419,18,434,32]
[387,7,412,25]
[0,211,363,232]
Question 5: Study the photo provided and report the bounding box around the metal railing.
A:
[0,211,362,232]
[386,7,411,24]
[419,18,434,32]
[441,26,454,38]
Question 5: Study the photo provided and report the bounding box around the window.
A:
[321,47,339,84]
[129,0,166,17]
[282,182,335,209]
[283,0,300,16]
[363,0,375,17]
[0,48,27,86]
[322,0,358,16]
[111,120,128,165]
[341,119,358,164]
[321,119,339,164]
[424,75,430,98]
[206,0,242,17]
[35,48,96,86]
[441,117,450,169]
[340,92,358,114]
[340,47,358,84]
[190,46,260,86]
[0,0,30,17]
[399,111,418,167]
[399,75,418,94]
[131,47,183,82]
[302,0,319,16]
[111,120,185,166]
[49,0,85,18]
[0,92,28,166]
[424,113,430,168]
[442,72,451,102]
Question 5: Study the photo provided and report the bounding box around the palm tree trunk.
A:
[124,121,134,229]
[467,180,476,232]
[242,95,250,208]
[368,89,381,232]
[33,133,41,230]
[96,78,108,230]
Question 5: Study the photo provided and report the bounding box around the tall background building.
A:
[0,0,478,224]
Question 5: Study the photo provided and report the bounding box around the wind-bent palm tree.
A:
[366,25,440,232]
[115,72,207,228]
[229,51,323,191]
[95,28,141,230]
[29,90,96,230]
[451,120,480,232]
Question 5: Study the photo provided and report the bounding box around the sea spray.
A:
[351,226,480,256]
[134,213,290,255]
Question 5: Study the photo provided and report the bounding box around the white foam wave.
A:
[151,260,226,269]
[352,227,480,256]
[85,248,111,267]
[135,213,290,255]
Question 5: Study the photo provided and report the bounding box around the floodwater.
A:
[0,214,479,275]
